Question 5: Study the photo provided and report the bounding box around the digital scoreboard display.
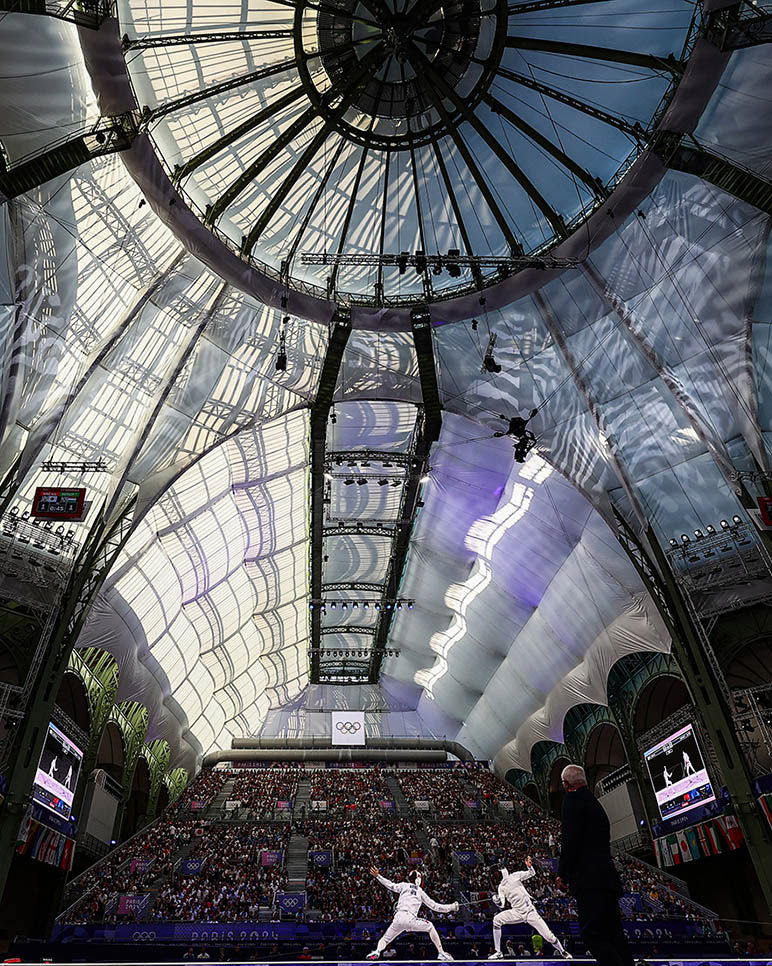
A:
[32,486,86,520]
[33,722,83,821]
[644,722,716,821]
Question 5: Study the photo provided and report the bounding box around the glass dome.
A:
[120,0,695,305]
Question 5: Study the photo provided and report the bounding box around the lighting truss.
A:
[41,460,108,473]
[310,597,415,611]
[301,252,582,270]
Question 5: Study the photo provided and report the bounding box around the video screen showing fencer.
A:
[643,722,716,820]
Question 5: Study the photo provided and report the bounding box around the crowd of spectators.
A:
[308,769,392,812]
[230,767,300,816]
[152,825,289,922]
[63,817,197,922]
[395,769,469,818]
[61,764,717,934]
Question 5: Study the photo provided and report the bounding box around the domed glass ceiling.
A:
[120,0,695,306]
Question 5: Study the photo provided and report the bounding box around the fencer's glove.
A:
[451,902,460,913]
[493,895,504,909]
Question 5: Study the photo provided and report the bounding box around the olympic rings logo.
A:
[336,721,362,733]
[282,897,300,908]
[132,931,157,941]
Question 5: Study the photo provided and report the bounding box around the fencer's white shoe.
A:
[556,949,573,960]
[488,952,504,960]
[437,951,454,961]
[366,952,380,960]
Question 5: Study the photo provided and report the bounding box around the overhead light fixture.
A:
[720,519,730,530]
[669,538,678,547]
[446,248,461,278]
[344,478,355,485]
[706,525,716,535]
[681,534,690,544]
[732,515,742,525]
[482,333,501,374]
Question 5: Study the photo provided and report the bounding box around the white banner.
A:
[500,800,514,810]
[224,800,242,810]
[414,800,431,811]
[311,800,327,811]
[331,710,366,746]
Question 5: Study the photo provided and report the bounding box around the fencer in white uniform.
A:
[488,857,571,960]
[367,866,458,961]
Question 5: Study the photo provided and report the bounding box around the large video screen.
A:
[33,722,83,821]
[644,722,715,821]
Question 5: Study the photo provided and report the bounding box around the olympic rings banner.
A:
[331,711,366,746]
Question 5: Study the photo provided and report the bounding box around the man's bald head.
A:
[561,764,587,790]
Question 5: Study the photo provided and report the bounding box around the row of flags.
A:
[653,814,743,867]
[16,815,75,871]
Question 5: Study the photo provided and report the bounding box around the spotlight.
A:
[397,602,402,610]
[344,478,355,485]
[356,478,367,485]
[732,515,742,525]
[375,602,381,611]
[408,602,414,610]
[706,525,716,535]
[275,349,287,372]
[432,259,443,276]
[398,252,409,275]
[694,529,703,539]
[352,602,358,610]
[471,319,478,331]
[378,478,388,486]
[669,538,678,547]
[720,519,730,530]
[309,603,314,610]
[330,408,337,425]
[363,602,369,610]
[415,250,427,275]
[330,602,336,610]
[446,249,461,278]
[341,602,347,611]
[482,333,501,374]
[680,534,690,544]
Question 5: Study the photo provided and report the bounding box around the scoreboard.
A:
[32,486,86,521]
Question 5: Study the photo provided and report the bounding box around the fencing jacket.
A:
[376,875,456,918]
[498,867,537,916]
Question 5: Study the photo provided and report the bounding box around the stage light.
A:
[352,602,358,609]
[330,602,336,609]
[344,478,355,485]
[680,534,690,543]
[397,602,402,610]
[694,529,703,539]
[275,349,287,372]
[378,478,388,486]
[732,515,742,525]
[669,538,678,547]
[408,602,414,609]
[415,250,427,275]
[363,602,369,609]
[446,249,461,278]
[341,602,347,611]
[471,319,478,331]
[398,252,409,275]
[706,525,716,535]
[720,519,730,529]
[375,602,381,611]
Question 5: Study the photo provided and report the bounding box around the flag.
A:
[685,826,701,860]
[654,837,673,868]
[675,830,693,862]
[760,794,772,830]
[667,834,681,864]
[705,820,722,854]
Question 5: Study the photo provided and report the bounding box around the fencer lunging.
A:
[367,866,458,961]
[488,857,572,960]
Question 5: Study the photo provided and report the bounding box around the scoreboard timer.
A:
[32,486,86,521]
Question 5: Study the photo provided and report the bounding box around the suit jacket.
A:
[559,786,622,895]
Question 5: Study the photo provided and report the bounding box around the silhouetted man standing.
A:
[556,764,633,966]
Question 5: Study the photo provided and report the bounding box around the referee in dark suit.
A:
[556,764,634,966]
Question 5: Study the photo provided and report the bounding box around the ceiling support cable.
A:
[310,315,352,683]
[532,289,649,531]
[415,68,522,253]
[495,68,643,140]
[409,43,567,239]
[368,309,443,682]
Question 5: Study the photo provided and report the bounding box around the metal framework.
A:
[0,0,113,27]
[0,114,138,199]
[310,315,351,682]
[122,0,698,307]
[652,132,772,216]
